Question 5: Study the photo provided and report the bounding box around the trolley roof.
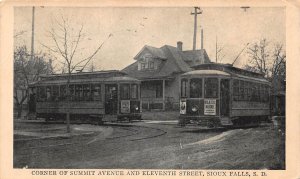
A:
[182,63,270,83]
[181,70,231,77]
[29,71,140,86]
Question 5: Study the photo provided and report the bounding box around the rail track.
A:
[14,123,167,153]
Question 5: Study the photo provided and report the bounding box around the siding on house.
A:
[122,42,211,110]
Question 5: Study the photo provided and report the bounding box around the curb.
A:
[14,131,98,142]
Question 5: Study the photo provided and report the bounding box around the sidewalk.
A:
[141,111,179,121]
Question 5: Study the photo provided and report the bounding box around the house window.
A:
[149,61,154,69]
[141,63,146,70]
[138,53,154,71]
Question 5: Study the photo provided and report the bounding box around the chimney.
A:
[177,41,183,51]
[201,28,203,50]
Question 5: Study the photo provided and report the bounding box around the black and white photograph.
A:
[10,4,288,172]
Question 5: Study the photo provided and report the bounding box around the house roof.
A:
[183,49,210,66]
[133,45,167,60]
[122,44,211,80]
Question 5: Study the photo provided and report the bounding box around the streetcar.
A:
[179,63,271,128]
[28,70,142,123]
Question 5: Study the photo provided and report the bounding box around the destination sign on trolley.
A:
[121,100,130,113]
[204,99,216,115]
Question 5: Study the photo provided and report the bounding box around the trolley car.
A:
[28,70,142,123]
[179,63,271,128]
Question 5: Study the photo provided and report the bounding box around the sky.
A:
[14,7,285,71]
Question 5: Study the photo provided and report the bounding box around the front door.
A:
[220,79,230,116]
[105,84,118,115]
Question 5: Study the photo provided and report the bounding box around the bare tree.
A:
[215,36,226,63]
[42,15,112,133]
[246,39,269,76]
[14,46,53,118]
[245,38,286,93]
[216,44,225,63]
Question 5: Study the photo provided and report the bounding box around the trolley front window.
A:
[190,78,202,98]
[131,84,138,99]
[120,84,130,100]
[181,79,188,97]
[204,78,218,98]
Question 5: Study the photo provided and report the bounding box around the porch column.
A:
[162,79,165,110]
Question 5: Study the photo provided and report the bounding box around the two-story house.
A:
[122,41,210,110]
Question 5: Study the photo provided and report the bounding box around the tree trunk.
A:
[66,112,70,133]
[16,103,23,118]
[66,65,71,133]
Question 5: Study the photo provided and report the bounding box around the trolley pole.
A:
[31,6,35,61]
[191,7,202,50]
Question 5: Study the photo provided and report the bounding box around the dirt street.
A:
[14,120,285,169]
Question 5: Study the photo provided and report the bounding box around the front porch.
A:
[140,79,179,111]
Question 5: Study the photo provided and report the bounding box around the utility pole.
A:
[191,7,202,50]
[216,36,218,63]
[31,6,35,61]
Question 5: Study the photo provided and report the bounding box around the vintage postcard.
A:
[1,0,300,178]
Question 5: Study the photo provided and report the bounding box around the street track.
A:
[14,123,167,150]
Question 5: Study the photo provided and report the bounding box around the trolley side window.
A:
[59,85,67,100]
[83,84,91,101]
[233,80,239,101]
[52,86,59,101]
[204,78,218,98]
[239,80,246,101]
[120,84,130,100]
[91,84,101,101]
[181,79,188,97]
[37,86,46,101]
[69,85,75,101]
[131,84,138,99]
[75,85,83,101]
[263,84,270,102]
[46,86,51,101]
[190,78,202,98]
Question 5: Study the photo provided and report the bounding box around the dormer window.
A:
[149,61,154,69]
[141,63,146,70]
[138,53,156,71]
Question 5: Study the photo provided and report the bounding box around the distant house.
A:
[122,41,210,110]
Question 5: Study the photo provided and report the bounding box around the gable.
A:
[133,45,166,60]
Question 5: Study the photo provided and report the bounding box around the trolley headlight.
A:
[134,105,139,111]
[192,106,198,112]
